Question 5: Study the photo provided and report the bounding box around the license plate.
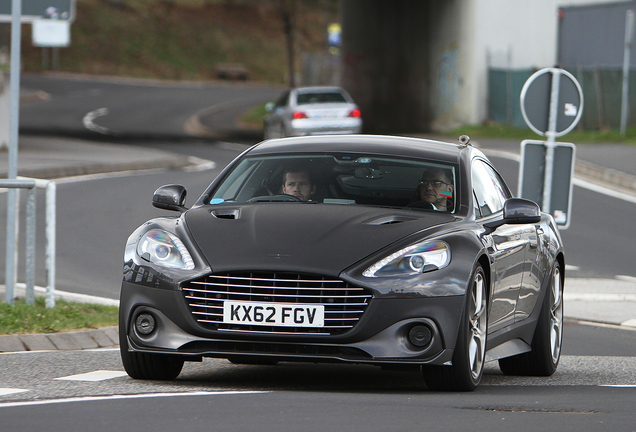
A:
[223,300,325,327]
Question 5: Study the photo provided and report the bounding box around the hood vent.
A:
[365,215,419,226]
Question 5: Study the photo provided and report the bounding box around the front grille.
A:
[182,271,373,335]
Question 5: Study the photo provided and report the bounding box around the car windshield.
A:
[209,153,458,213]
[296,92,348,105]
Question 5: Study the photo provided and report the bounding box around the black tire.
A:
[498,261,563,376]
[119,322,184,380]
[423,265,488,391]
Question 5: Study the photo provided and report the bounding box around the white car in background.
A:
[263,86,363,138]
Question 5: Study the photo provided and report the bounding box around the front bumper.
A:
[120,280,465,366]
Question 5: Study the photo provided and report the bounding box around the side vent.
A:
[211,209,240,220]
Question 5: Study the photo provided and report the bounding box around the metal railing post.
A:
[25,187,36,304]
[45,181,56,308]
[2,178,55,308]
[5,188,18,305]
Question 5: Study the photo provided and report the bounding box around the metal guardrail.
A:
[2,178,56,308]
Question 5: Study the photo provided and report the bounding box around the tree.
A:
[276,0,298,87]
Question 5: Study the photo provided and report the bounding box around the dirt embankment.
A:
[18,0,337,84]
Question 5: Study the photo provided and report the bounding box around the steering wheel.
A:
[247,194,302,203]
[278,194,302,201]
[406,200,435,210]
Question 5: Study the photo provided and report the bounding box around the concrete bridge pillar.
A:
[340,0,433,134]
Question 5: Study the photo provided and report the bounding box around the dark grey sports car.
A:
[119,134,565,391]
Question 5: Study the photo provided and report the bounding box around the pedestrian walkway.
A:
[0,135,194,179]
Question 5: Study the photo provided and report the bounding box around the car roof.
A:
[249,135,481,165]
[293,86,345,93]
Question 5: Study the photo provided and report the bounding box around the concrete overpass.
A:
[338,0,615,134]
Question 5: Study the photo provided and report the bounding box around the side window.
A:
[473,191,482,218]
[472,160,508,217]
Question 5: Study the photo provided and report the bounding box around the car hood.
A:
[184,204,455,276]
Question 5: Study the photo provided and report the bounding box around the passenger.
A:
[282,168,316,201]
[413,168,454,211]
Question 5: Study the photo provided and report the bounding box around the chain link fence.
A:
[489,66,636,130]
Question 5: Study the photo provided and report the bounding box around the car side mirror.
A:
[265,101,275,112]
[152,184,188,212]
[483,198,541,232]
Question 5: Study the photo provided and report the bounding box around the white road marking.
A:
[564,293,636,302]
[482,148,636,204]
[0,391,268,408]
[82,107,113,135]
[0,283,119,306]
[51,156,215,185]
[182,156,217,172]
[617,275,636,283]
[621,319,636,328]
[566,264,580,271]
[1,348,120,356]
[54,371,128,382]
[0,388,29,397]
[481,148,520,162]
[54,167,178,184]
[572,177,636,204]
[600,385,636,388]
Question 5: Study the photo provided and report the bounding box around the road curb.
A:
[479,146,636,195]
[574,159,636,193]
[0,154,194,180]
[0,326,119,353]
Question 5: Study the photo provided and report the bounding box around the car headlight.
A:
[137,229,194,270]
[363,240,450,277]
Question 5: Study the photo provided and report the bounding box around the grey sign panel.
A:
[0,0,75,22]
[520,68,583,137]
[559,2,636,68]
[518,140,576,229]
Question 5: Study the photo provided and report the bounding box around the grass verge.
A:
[448,123,636,145]
[0,298,118,335]
[240,103,270,130]
[243,106,636,145]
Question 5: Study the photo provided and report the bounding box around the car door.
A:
[472,159,529,333]
[514,219,545,322]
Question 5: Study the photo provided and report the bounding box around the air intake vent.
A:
[182,272,373,336]
[365,215,419,225]
[211,209,240,219]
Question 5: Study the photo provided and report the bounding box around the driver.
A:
[282,168,316,201]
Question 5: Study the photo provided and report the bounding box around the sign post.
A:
[518,140,576,229]
[4,0,21,305]
[519,67,583,229]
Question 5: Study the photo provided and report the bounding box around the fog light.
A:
[408,324,432,347]
[135,313,156,336]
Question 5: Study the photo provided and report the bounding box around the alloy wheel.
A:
[468,271,487,380]
[549,266,563,363]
